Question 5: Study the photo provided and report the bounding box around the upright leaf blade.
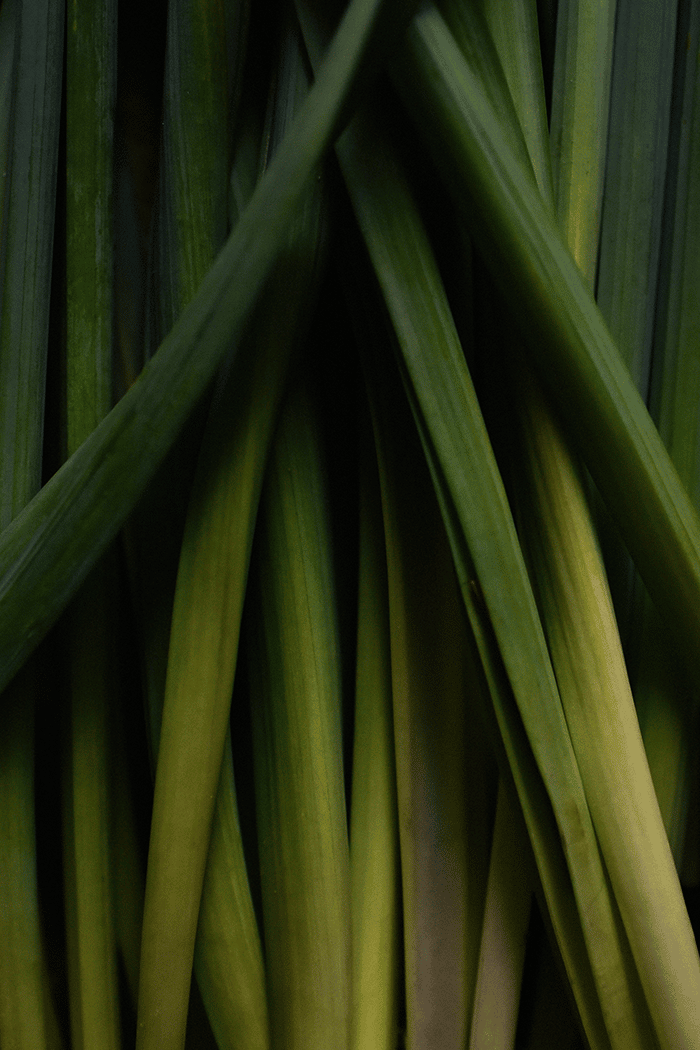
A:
[248,378,351,1050]
[349,401,401,1050]
[0,0,63,521]
[549,0,616,283]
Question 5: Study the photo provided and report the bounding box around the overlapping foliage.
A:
[1,0,699,1047]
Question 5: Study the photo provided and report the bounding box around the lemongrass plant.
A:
[2,0,700,1047]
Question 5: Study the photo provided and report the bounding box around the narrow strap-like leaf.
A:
[349,402,401,1050]
[248,378,351,1050]
[511,362,696,1050]
[363,290,479,1050]
[549,0,616,283]
[447,0,555,207]
[151,0,230,339]
[0,0,63,522]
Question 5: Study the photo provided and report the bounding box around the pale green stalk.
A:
[468,0,554,207]
[190,107,268,1050]
[248,379,351,1050]
[193,730,269,1050]
[512,364,698,1050]
[342,239,497,1049]
[349,408,400,1050]
[191,111,321,1050]
[449,540,611,1050]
